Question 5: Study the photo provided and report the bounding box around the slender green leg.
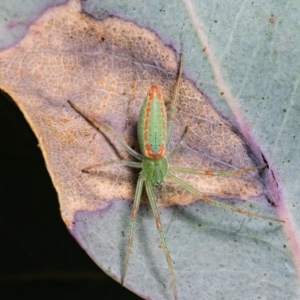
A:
[166,53,183,148]
[167,126,189,159]
[68,100,143,160]
[169,163,267,177]
[82,160,142,174]
[145,181,178,300]
[121,175,145,285]
[167,173,284,223]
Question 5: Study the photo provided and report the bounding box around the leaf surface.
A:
[1,1,298,299]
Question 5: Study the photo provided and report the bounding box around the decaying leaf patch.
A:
[0,2,266,226]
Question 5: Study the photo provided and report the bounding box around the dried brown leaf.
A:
[0,2,265,227]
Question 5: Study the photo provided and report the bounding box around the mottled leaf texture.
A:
[0,3,266,218]
[0,1,296,300]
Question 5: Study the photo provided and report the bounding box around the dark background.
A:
[0,91,140,300]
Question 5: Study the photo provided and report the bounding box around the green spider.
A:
[68,54,283,300]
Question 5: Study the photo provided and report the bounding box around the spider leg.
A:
[166,53,183,148]
[82,160,142,174]
[167,173,284,223]
[169,164,267,177]
[121,175,144,285]
[68,100,143,160]
[145,181,178,300]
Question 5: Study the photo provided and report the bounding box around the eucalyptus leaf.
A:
[1,1,299,299]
